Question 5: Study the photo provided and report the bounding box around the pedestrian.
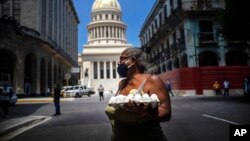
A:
[0,84,12,118]
[24,82,31,96]
[213,81,222,95]
[53,83,61,116]
[105,48,171,141]
[166,80,174,97]
[243,77,250,98]
[47,88,51,96]
[98,84,104,101]
[223,80,230,96]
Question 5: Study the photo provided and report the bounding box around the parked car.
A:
[65,85,91,98]
[0,86,18,106]
[60,86,72,97]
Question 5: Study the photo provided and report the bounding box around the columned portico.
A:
[79,0,132,93]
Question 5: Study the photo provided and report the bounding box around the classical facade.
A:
[0,0,79,96]
[78,0,132,93]
[139,0,250,95]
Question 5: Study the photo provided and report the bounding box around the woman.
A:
[213,81,222,95]
[108,48,171,141]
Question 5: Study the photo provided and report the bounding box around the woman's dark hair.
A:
[124,47,156,73]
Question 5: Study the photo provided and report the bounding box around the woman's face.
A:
[119,51,130,64]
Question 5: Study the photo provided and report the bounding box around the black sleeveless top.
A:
[113,77,168,141]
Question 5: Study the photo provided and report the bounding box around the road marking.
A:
[203,114,240,125]
[0,116,51,141]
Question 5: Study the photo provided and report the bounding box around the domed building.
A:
[78,0,132,93]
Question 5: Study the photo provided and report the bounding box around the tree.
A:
[218,0,250,43]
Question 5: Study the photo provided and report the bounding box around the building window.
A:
[154,19,158,29]
[13,0,20,22]
[48,0,52,37]
[199,20,214,43]
[164,5,167,20]
[41,0,47,35]
[94,62,97,79]
[100,62,104,79]
[2,2,10,16]
[106,62,110,79]
[151,24,154,35]
[112,61,116,79]
[170,0,173,9]
[159,13,162,25]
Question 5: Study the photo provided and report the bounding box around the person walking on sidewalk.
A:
[166,80,174,97]
[223,80,230,96]
[0,84,13,118]
[53,83,61,116]
[98,84,104,101]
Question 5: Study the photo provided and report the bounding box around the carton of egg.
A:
[108,93,160,109]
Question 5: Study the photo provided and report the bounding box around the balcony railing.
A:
[198,32,218,47]
[181,0,225,11]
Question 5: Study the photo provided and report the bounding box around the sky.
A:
[73,0,156,53]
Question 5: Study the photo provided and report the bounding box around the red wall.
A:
[159,66,250,94]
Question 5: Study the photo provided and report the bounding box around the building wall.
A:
[139,0,250,95]
[0,0,79,96]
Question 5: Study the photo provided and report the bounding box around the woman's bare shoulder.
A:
[148,74,162,82]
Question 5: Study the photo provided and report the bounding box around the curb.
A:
[17,98,75,103]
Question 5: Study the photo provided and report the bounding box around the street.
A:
[1,94,250,141]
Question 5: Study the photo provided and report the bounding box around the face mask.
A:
[117,59,131,78]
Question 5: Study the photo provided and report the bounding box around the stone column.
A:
[116,62,119,79]
[97,61,100,79]
[104,26,107,38]
[90,28,92,40]
[218,34,226,66]
[14,54,25,95]
[34,57,41,95]
[118,28,122,39]
[110,61,113,79]
[51,56,55,92]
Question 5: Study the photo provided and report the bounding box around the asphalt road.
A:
[4,94,250,141]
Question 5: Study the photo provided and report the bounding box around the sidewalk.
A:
[0,116,51,141]
[17,97,75,103]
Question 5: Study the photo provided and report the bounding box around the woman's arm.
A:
[146,75,171,122]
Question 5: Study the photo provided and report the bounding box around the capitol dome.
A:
[92,0,121,11]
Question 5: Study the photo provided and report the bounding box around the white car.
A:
[65,85,91,98]
[0,86,18,106]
